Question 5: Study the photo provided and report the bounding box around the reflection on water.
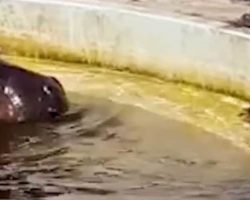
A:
[0,57,250,199]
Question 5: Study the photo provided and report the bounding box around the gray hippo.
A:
[0,59,68,123]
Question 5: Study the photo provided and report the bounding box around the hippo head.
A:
[0,60,70,123]
[37,76,69,121]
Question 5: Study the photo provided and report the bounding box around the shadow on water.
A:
[0,97,250,199]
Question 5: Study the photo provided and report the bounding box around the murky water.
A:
[1,56,250,199]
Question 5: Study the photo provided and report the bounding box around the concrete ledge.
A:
[1,0,250,100]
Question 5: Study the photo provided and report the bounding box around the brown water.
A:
[1,57,250,200]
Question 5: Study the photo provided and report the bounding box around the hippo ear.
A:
[48,76,64,90]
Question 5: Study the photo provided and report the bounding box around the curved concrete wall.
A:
[1,0,250,99]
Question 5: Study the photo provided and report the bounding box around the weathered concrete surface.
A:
[1,0,250,99]
[37,0,250,23]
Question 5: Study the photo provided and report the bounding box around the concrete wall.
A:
[1,0,250,99]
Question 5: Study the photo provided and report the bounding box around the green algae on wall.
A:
[1,32,250,103]
[0,32,85,63]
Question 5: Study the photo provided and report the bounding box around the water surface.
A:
[0,57,250,199]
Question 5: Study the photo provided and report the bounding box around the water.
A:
[1,56,250,199]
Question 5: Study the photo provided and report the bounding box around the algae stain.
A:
[0,32,85,63]
[1,32,250,103]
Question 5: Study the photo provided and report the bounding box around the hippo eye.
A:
[43,85,52,95]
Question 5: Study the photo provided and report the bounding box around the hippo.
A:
[0,59,69,123]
